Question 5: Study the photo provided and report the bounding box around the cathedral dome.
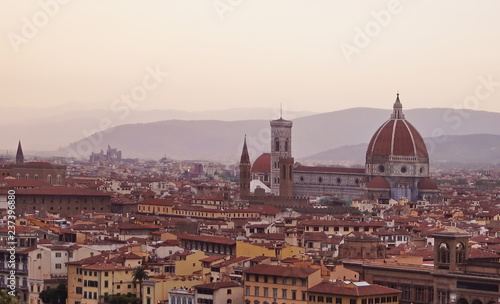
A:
[366,94,428,160]
[251,153,271,174]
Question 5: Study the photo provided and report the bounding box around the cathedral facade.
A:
[240,95,439,204]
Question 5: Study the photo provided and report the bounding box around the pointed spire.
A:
[16,140,24,164]
[240,135,250,163]
[391,92,405,119]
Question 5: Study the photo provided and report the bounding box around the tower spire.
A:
[240,135,250,163]
[16,140,24,165]
[239,135,251,197]
[391,92,405,119]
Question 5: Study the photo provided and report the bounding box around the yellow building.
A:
[67,262,137,304]
[307,281,401,304]
[141,275,204,304]
[169,250,207,276]
[236,240,304,260]
[243,264,322,304]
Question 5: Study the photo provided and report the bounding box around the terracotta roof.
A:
[194,281,240,290]
[418,178,438,190]
[251,153,271,174]
[83,263,132,271]
[243,264,319,278]
[309,281,401,296]
[199,255,227,263]
[366,98,428,158]
[367,177,390,189]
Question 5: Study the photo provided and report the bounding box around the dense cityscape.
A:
[2,98,500,304]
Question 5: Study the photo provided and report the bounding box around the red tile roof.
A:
[309,281,401,296]
[251,153,271,174]
[194,281,240,290]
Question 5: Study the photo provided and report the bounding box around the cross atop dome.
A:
[391,93,405,120]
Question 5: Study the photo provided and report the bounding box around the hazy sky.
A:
[2,0,500,114]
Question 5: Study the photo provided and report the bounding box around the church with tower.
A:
[240,94,439,204]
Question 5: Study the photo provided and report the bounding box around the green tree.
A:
[104,293,139,304]
[39,284,67,304]
[132,265,149,300]
[0,290,19,304]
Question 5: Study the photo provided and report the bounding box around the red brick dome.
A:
[366,176,390,189]
[366,95,428,159]
[418,177,438,190]
[251,153,271,174]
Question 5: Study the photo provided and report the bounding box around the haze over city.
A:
[1,0,500,119]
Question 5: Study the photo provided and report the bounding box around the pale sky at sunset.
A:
[1,0,500,115]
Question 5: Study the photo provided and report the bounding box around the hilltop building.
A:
[89,145,122,162]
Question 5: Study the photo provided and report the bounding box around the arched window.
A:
[25,174,29,179]
[57,175,62,185]
[456,243,466,264]
[275,138,280,152]
[438,243,450,263]
[285,140,289,152]
[47,175,52,184]
[16,173,20,179]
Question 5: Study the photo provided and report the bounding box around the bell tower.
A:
[239,136,251,198]
[16,140,24,165]
[433,231,469,271]
[279,157,294,197]
[270,115,292,195]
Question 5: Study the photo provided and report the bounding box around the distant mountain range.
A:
[0,107,314,152]
[54,107,500,164]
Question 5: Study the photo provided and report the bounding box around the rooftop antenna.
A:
[280,103,282,119]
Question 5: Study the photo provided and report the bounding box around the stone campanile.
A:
[270,117,292,195]
[239,136,251,197]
